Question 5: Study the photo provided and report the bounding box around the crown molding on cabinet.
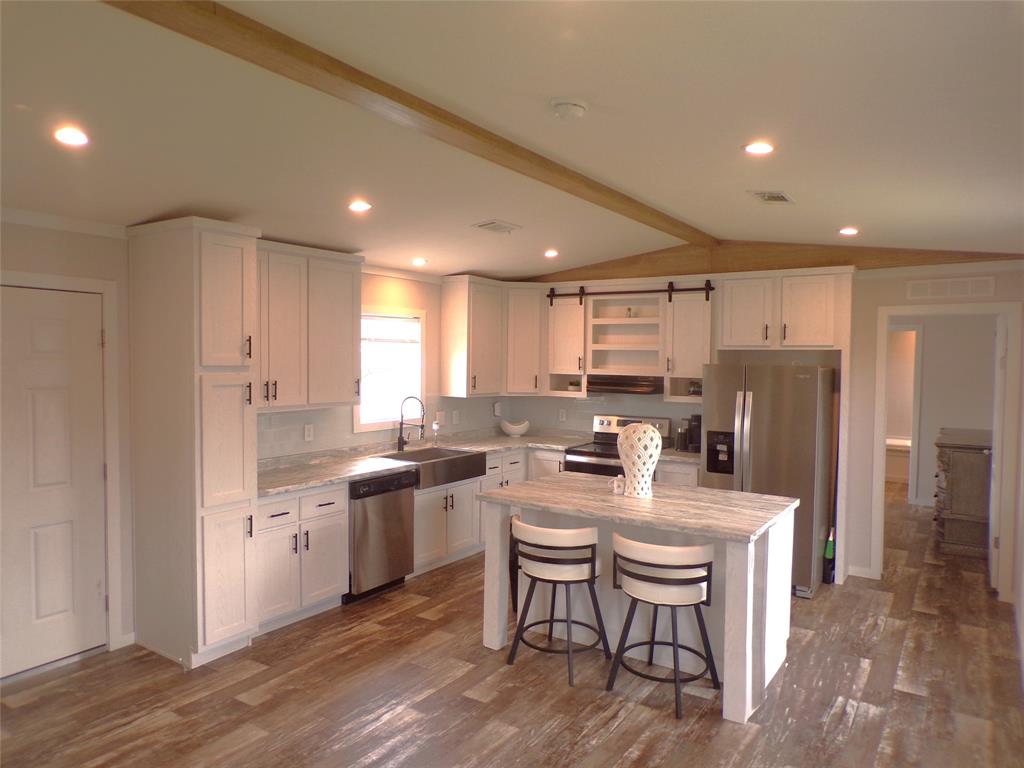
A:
[361,265,443,285]
[1,207,128,240]
[105,0,718,247]
[126,215,262,238]
[529,239,1024,282]
[259,239,363,264]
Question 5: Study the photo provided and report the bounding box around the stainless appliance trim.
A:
[742,390,753,491]
[564,455,623,468]
[733,390,745,491]
[347,470,417,598]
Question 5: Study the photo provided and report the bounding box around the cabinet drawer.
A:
[255,497,299,531]
[299,487,348,520]
[486,453,502,476]
[502,452,525,473]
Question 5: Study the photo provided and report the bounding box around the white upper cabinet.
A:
[506,288,542,393]
[199,231,257,368]
[719,278,776,348]
[261,250,307,407]
[442,276,505,397]
[717,273,842,350]
[308,259,361,404]
[200,373,256,508]
[780,275,835,347]
[667,292,712,378]
[549,297,585,375]
[258,241,363,408]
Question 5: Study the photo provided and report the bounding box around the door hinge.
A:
[994,536,1000,550]
[100,328,106,348]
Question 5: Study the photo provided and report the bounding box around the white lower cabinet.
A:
[656,462,699,487]
[254,489,349,628]
[414,478,480,572]
[529,450,565,478]
[202,505,257,646]
[447,481,479,555]
[254,524,301,622]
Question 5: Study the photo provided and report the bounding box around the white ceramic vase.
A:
[617,423,662,499]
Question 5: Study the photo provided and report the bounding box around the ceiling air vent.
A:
[748,190,794,204]
[472,219,522,235]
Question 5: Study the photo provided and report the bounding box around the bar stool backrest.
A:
[611,533,714,606]
[511,517,599,582]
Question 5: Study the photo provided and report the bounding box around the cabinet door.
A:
[506,289,542,393]
[719,278,774,348]
[504,466,527,486]
[201,374,256,508]
[202,505,255,646]
[668,293,711,378]
[300,513,348,606]
[656,463,699,487]
[199,231,257,367]
[549,297,585,374]
[308,259,360,404]
[780,275,835,347]
[469,283,503,395]
[254,524,300,622]
[414,489,447,570]
[529,454,563,479]
[264,251,307,406]
[446,482,479,555]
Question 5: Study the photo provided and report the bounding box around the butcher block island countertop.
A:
[478,473,799,725]
[477,473,797,542]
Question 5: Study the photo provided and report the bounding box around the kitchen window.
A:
[355,313,423,431]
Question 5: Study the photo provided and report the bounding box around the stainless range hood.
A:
[585,375,664,395]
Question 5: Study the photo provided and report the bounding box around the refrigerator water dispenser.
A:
[706,430,734,474]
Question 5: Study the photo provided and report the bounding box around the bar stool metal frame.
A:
[506,517,612,686]
[605,535,720,719]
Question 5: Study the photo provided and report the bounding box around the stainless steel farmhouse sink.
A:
[380,447,486,489]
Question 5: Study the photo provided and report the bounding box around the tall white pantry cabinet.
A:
[129,217,262,668]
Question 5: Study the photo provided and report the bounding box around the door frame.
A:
[1,271,132,652]
[886,321,926,503]
[870,302,1022,602]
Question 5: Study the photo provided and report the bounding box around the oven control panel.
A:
[592,415,671,437]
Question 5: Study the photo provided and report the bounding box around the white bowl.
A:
[500,419,530,437]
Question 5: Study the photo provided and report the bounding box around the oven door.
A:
[563,455,623,477]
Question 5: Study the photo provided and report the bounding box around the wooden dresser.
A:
[934,428,992,557]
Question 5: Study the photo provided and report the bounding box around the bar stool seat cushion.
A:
[521,557,602,583]
[619,564,706,606]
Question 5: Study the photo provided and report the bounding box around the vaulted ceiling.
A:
[3,1,1021,278]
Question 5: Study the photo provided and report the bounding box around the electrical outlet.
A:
[493,402,502,418]
[303,423,314,442]
[558,409,567,422]
[434,411,446,426]
[452,409,460,426]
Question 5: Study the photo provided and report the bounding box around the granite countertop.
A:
[935,428,993,450]
[258,431,701,497]
[477,473,798,542]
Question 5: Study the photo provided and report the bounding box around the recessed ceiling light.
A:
[838,226,859,237]
[544,249,559,258]
[348,199,372,213]
[743,141,774,156]
[412,257,428,267]
[54,125,88,146]
[550,99,588,120]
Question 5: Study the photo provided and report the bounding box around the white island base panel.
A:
[482,501,794,724]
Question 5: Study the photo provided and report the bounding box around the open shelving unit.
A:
[586,295,665,376]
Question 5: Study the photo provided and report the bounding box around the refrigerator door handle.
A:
[734,391,745,491]
[742,391,754,491]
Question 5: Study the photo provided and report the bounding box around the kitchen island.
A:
[478,473,798,723]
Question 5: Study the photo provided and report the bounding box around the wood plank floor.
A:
[3,482,1022,767]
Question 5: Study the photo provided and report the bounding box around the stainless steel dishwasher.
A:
[346,470,417,601]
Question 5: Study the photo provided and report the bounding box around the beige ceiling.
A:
[226,0,1024,256]
[0,1,677,278]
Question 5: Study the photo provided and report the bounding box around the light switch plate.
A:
[558,409,567,422]
[304,423,314,442]
[452,410,460,426]
[493,402,502,417]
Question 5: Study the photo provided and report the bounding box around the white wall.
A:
[845,262,1023,580]
[0,219,135,637]
[910,314,996,503]
[886,329,916,439]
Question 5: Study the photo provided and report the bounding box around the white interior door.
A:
[1,287,107,675]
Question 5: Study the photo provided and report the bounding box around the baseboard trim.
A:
[847,565,881,580]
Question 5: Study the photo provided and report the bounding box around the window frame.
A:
[353,305,427,433]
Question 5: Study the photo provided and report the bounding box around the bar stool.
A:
[605,533,720,719]
[506,516,612,686]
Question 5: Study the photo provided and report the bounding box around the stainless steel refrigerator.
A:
[700,364,836,598]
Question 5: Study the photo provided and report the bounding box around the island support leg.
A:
[482,501,512,650]
[722,538,757,723]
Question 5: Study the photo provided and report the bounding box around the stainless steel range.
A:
[564,415,672,477]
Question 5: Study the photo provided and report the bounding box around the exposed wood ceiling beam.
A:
[528,240,1024,282]
[105,0,718,247]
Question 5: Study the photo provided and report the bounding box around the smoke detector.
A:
[550,99,588,119]
[472,219,522,235]
[748,190,794,204]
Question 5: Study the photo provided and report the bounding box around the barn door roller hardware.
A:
[546,279,714,306]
